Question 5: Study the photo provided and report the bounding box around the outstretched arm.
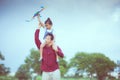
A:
[34,28,42,50]
[37,14,45,28]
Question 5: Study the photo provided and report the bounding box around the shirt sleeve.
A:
[34,29,42,50]
[56,46,64,58]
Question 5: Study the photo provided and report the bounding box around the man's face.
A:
[45,35,52,45]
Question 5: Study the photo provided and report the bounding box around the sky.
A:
[0,0,120,74]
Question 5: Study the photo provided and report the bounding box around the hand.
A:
[37,14,40,18]
[37,14,45,28]
[52,42,58,52]
[37,14,41,28]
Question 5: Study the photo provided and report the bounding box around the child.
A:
[37,14,59,62]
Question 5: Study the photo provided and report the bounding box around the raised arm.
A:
[37,14,45,28]
[34,29,42,50]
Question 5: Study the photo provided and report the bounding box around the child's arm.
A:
[37,14,45,28]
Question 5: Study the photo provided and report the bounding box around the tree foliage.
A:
[59,57,68,77]
[24,48,41,74]
[15,64,31,80]
[69,52,116,80]
[90,53,116,80]
[0,52,5,60]
[0,52,10,76]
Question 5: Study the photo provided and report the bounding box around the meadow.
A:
[0,76,97,80]
[0,76,119,80]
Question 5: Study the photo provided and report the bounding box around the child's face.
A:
[45,23,52,29]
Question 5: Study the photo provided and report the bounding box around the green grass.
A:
[1,76,119,80]
[34,76,97,80]
[0,76,17,80]
[36,75,42,80]
[61,77,97,80]
[35,76,97,80]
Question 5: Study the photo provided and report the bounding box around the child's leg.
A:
[52,41,59,62]
[56,55,59,62]
[40,45,43,59]
[40,42,46,61]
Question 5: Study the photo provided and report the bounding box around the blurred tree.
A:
[69,52,89,76]
[0,52,5,60]
[0,52,10,76]
[90,53,116,80]
[69,52,116,80]
[117,60,120,79]
[15,64,31,80]
[59,57,68,77]
[0,64,10,76]
[24,48,41,74]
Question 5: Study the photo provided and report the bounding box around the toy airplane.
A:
[26,6,45,22]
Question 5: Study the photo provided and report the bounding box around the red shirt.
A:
[35,29,64,72]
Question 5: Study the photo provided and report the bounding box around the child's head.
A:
[45,18,53,29]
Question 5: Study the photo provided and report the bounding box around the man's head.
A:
[45,33,54,45]
[45,18,53,30]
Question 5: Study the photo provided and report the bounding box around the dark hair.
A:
[45,18,53,25]
[46,33,54,40]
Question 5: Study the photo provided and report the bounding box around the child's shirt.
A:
[43,28,55,39]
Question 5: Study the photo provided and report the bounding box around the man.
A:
[34,25,64,80]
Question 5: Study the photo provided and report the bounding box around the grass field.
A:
[0,76,118,80]
[35,76,97,80]
[0,76,97,80]
[61,78,96,80]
